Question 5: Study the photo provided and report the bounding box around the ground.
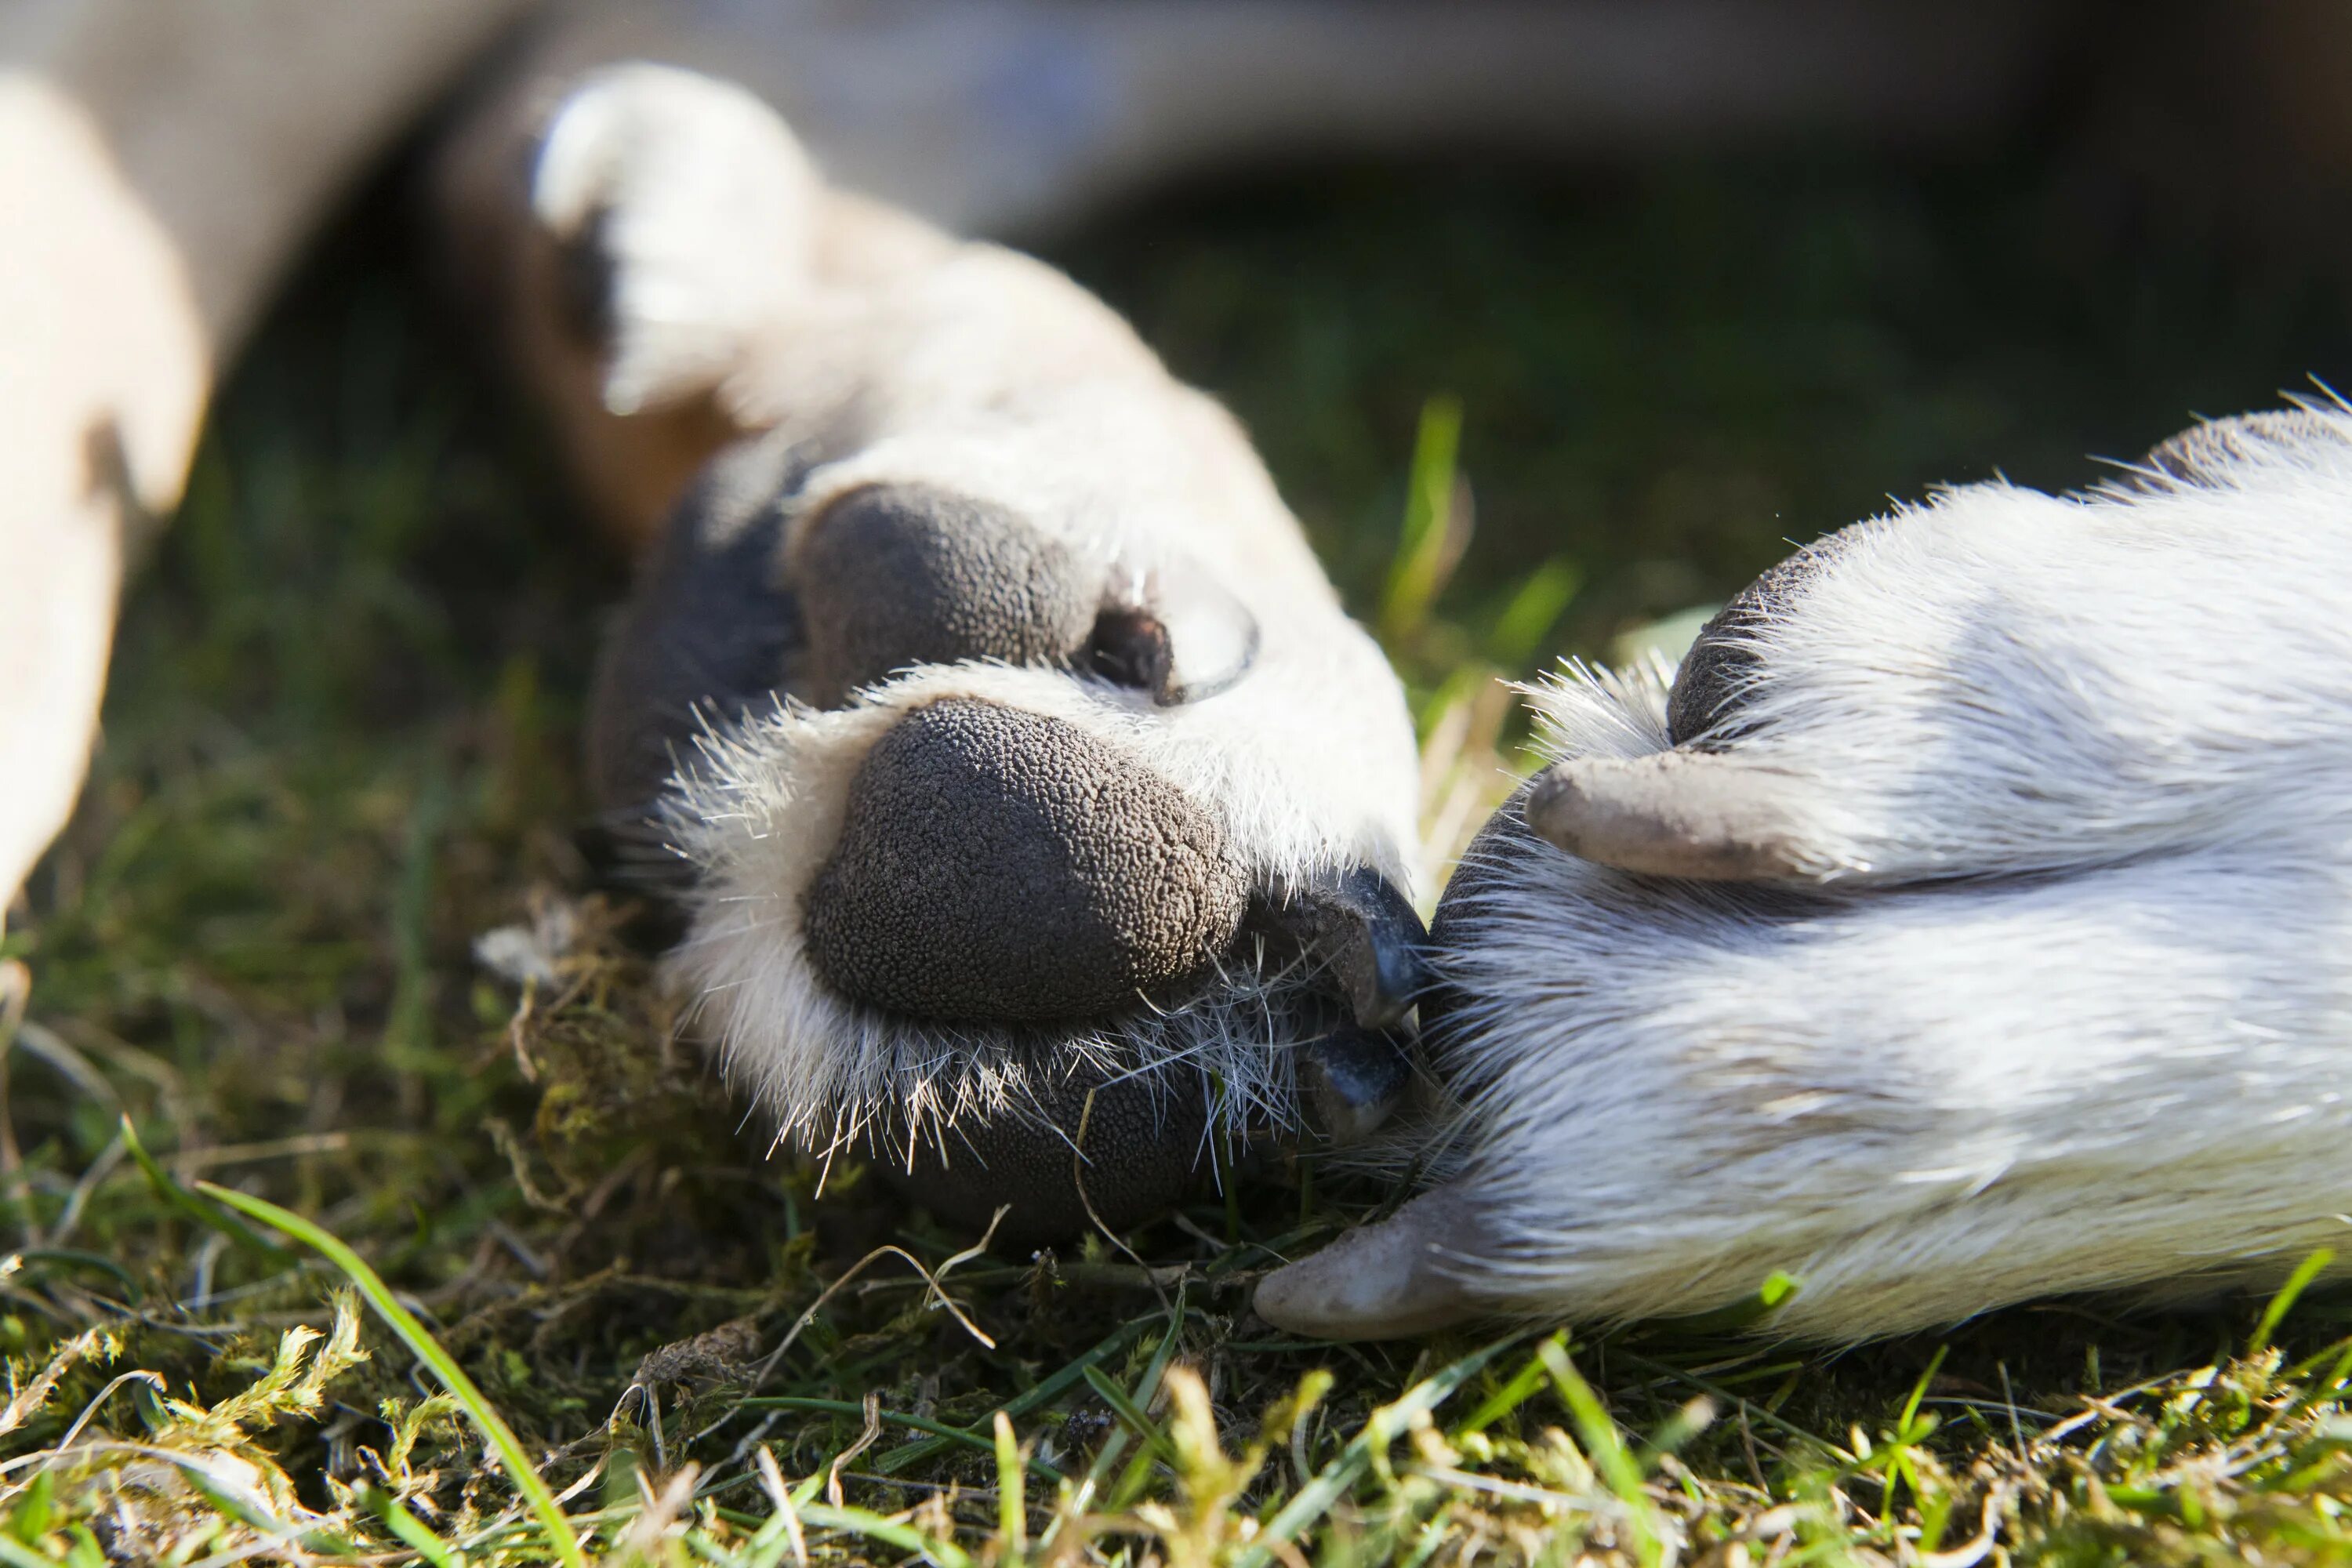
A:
[6,130,2352,1564]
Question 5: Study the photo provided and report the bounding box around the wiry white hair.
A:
[1417,405,2352,1340]
[659,652,1412,1170]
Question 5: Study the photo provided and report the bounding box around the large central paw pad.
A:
[804,699,1247,1022]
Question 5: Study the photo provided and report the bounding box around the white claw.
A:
[1254,1184,1488,1340]
[1524,751,1824,882]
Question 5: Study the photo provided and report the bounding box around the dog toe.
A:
[532,64,818,416]
[791,484,1098,708]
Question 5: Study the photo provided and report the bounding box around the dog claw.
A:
[1258,866,1432,1029]
[1089,556,1261,706]
[1254,1184,1486,1339]
[1300,1025,1412,1143]
[1523,753,1817,880]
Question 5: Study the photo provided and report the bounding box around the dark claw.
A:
[1301,1026,1414,1143]
[1087,557,1260,706]
[1254,866,1433,1029]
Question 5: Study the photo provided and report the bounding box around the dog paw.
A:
[1260,408,2352,1340]
[601,445,1421,1239]
[1526,408,2352,884]
[550,67,1426,1240]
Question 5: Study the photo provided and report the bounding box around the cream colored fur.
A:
[0,1,517,914]
[541,67,1421,1160]
[1403,409,2352,1339]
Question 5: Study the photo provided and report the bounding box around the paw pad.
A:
[804,699,1249,1022]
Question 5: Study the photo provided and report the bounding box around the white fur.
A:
[534,64,820,416]
[1670,412,2352,881]
[1426,408,2352,1338]
[662,649,1414,1162]
[546,67,1421,1164]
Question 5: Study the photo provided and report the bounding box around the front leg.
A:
[474,65,1428,1240]
[1262,413,2352,1339]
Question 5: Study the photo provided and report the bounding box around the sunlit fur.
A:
[662,653,1413,1165]
[549,66,1419,1166]
[1425,408,2352,1338]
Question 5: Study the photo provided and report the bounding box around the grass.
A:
[6,137,2352,1563]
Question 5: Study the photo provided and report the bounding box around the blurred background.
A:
[44,2,2352,911]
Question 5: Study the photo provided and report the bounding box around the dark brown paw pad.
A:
[804,698,1249,1024]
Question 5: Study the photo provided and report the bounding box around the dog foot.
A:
[1511,410,2352,885]
[539,68,1423,1240]
[1286,409,2352,1339]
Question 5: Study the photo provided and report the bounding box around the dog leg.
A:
[1262,410,2352,1339]
[1525,411,2352,886]
[0,1,521,912]
[484,65,1423,1238]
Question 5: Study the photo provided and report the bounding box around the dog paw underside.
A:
[1259,408,2352,1341]
[535,67,1425,1240]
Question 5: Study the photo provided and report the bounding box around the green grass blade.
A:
[740,1396,1063,1480]
[11,1250,144,1305]
[0,1534,55,1568]
[9,1470,52,1545]
[120,1116,291,1261]
[1239,1330,1522,1568]
[1899,1345,1949,1432]
[1453,1337,1562,1439]
[1664,1270,1801,1334]
[1082,1364,1178,1468]
[1377,394,1466,647]
[1540,1338,1663,1568]
[1485,557,1582,670]
[738,1502,803,1568]
[685,1532,751,1568]
[994,1411,1026,1554]
[875,1313,1149,1475]
[2253,1248,2338,1354]
[1098,1290,1189,1512]
[360,1484,461,1568]
[794,1502,974,1568]
[196,1181,586,1568]
[1538,1340,1645,1498]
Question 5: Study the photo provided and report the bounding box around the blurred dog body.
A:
[0,0,521,920]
